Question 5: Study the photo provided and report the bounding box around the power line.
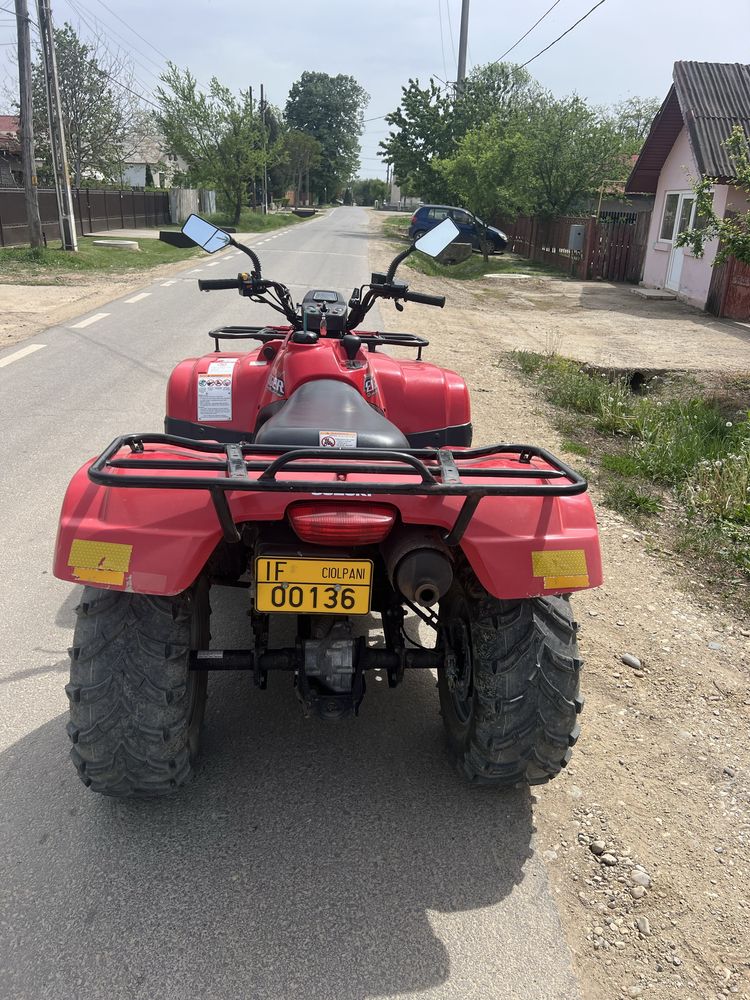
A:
[64,0,163,91]
[89,0,170,63]
[445,0,457,66]
[437,0,448,83]
[494,0,563,63]
[520,0,608,68]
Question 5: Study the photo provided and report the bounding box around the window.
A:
[676,196,695,236]
[451,210,472,225]
[428,207,449,221]
[659,193,679,240]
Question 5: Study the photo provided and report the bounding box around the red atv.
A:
[54,215,602,798]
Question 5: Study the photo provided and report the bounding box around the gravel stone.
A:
[630,885,646,900]
[627,987,644,998]
[636,916,651,936]
[600,853,618,866]
[621,653,642,669]
[630,870,652,888]
[589,840,606,855]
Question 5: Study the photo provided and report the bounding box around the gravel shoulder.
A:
[370,220,750,1000]
[0,253,203,350]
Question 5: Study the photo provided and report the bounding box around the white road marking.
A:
[70,312,110,329]
[0,343,46,368]
[206,261,221,267]
[125,292,151,304]
[160,280,177,287]
[188,268,203,273]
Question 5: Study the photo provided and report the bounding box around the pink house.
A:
[626,61,750,311]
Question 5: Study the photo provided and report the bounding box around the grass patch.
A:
[0,238,202,281]
[561,440,591,457]
[379,215,558,280]
[512,349,750,584]
[206,209,306,233]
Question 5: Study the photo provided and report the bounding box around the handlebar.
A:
[198,277,242,291]
[401,290,445,307]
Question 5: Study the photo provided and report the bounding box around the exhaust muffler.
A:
[382,529,454,607]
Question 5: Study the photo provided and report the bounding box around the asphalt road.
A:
[0,207,581,1000]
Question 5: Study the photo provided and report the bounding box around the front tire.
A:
[438,571,583,786]
[65,581,209,798]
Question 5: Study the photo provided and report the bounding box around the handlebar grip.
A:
[198,277,241,291]
[402,290,446,307]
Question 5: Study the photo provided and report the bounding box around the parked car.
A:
[408,205,508,253]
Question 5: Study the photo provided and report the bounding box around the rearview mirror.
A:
[182,214,231,253]
[414,218,460,258]
[437,242,472,265]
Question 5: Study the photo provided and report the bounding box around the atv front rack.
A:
[89,434,588,546]
[208,325,430,358]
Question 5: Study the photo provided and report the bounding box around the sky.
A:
[2,0,750,182]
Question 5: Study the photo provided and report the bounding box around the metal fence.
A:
[0,187,171,246]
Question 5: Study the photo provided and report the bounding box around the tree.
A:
[281,129,321,205]
[520,93,627,216]
[676,125,750,266]
[352,178,389,205]
[380,62,534,202]
[156,65,274,223]
[285,71,368,201]
[610,96,662,156]
[31,22,148,186]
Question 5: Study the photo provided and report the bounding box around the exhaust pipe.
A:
[382,529,454,607]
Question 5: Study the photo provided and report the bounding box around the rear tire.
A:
[437,570,583,786]
[65,581,209,798]
[412,229,427,241]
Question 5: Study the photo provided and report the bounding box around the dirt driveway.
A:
[419,264,750,374]
[370,224,750,1000]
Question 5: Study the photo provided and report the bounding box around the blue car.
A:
[408,205,508,253]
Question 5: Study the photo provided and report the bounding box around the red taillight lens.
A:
[288,502,396,545]
[411,214,417,224]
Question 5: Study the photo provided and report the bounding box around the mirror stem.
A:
[229,236,262,277]
[385,245,414,284]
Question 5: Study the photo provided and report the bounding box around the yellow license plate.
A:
[255,557,373,615]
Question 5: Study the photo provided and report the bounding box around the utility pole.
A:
[457,0,470,91]
[260,83,268,214]
[36,0,77,250]
[15,0,43,246]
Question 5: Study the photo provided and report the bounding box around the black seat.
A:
[254,379,410,449]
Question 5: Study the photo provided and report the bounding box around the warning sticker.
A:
[319,430,357,449]
[207,358,238,375]
[197,375,232,421]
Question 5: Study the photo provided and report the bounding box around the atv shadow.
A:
[0,589,560,1000]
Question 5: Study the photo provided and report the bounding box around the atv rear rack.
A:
[89,433,588,546]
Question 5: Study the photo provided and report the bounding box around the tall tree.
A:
[352,178,389,206]
[31,22,148,186]
[380,62,534,202]
[285,71,368,201]
[281,129,321,205]
[609,96,662,155]
[157,65,274,223]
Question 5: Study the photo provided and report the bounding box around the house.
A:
[626,61,750,310]
[0,115,22,187]
[120,134,186,188]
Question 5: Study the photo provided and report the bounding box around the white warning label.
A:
[207,358,238,375]
[319,430,357,449]
[197,375,232,421]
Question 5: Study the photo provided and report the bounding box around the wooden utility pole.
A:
[15,0,43,246]
[457,0,470,90]
[36,0,77,250]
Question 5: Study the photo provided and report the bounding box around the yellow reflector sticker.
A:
[68,539,132,573]
[68,539,132,586]
[532,549,589,590]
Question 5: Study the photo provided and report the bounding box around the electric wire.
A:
[494,0,563,63]
[89,0,171,63]
[445,0,457,65]
[437,0,448,83]
[519,0,608,68]
[63,0,163,92]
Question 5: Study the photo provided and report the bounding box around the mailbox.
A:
[568,224,585,252]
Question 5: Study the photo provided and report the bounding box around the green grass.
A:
[512,350,750,581]
[0,238,202,281]
[561,440,591,457]
[206,209,307,233]
[379,215,557,280]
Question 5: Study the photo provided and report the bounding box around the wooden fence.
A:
[508,212,651,284]
[0,187,170,246]
[706,253,750,320]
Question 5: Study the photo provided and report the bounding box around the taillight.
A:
[287,502,396,545]
[411,214,417,224]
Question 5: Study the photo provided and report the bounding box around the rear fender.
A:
[54,462,602,599]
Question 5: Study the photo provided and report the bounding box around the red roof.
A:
[0,115,20,154]
[0,115,19,131]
